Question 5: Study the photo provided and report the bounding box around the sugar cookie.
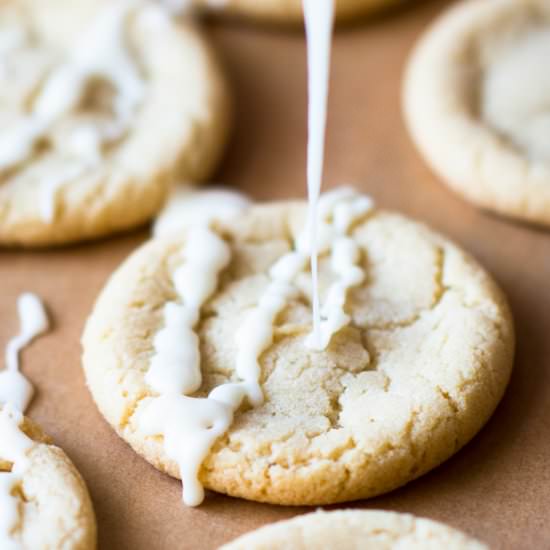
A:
[0,407,97,550]
[82,190,514,506]
[0,0,230,246]
[404,0,550,227]
[219,510,487,549]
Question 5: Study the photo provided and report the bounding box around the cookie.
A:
[194,0,406,24]
[0,406,96,549]
[0,0,230,247]
[404,0,550,227]
[82,189,514,506]
[219,510,487,549]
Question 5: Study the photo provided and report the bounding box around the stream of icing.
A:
[141,207,249,506]
[303,0,335,349]
[0,294,49,548]
[0,0,146,222]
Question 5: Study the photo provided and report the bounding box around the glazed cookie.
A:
[219,510,487,549]
[0,0,230,246]
[0,407,97,549]
[188,0,406,24]
[404,0,550,227]
[82,189,514,506]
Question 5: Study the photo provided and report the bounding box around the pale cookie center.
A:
[482,27,550,163]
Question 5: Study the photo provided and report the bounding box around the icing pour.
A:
[303,0,335,349]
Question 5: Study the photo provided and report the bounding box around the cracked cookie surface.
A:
[404,0,550,227]
[218,509,487,549]
[82,201,514,505]
[0,0,230,247]
[0,413,96,550]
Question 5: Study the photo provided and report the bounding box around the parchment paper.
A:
[1,1,548,547]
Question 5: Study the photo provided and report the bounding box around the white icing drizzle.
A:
[234,252,305,404]
[141,221,243,506]
[303,0,335,349]
[141,187,372,507]
[0,0,146,221]
[145,225,231,395]
[39,163,88,223]
[153,187,251,238]
[2,293,49,412]
[242,187,372,366]
[0,295,49,548]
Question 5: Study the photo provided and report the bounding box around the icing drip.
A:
[153,187,251,238]
[145,226,231,395]
[2,293,49,412]
[303,0,335,349]
[141,222,244,506]
[243,188,372,368]
[0,28,26,79]
[234,252,306,405]
[141,187,372,507]
[0,294,49,548]
[0,0,146,221]
[39,164,88,223]
[0,406,33,550]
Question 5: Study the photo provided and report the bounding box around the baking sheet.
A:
[2,0,549,547]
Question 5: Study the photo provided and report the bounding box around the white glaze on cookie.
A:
[0,0,146,221]
[240,188,373,364]
[145,225,231,395]
[153,187,251,238]
[141,218,239,506]
[141,187,373,506]
[2,293,49,412]
[0,294,49,548]
[303,0,335,347]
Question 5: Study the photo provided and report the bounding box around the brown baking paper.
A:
[1,1,548,547]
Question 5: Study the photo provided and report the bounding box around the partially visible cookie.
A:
[219,510,487,549]
[195,0,407,24]
[82,194,514,506]
[404,0,550,227]
[0,0,230,246]
[0,408,96,550]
